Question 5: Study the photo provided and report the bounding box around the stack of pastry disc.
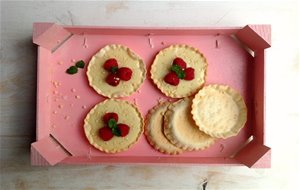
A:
[147,44,247,155]
[145,98,215,154]
[145,85,247,155]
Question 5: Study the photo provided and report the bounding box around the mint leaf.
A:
[171,64,181,73]
[66,66,78,74]
[75,60,85,68]
[108,119,117,128]
[110,66,118,74]
[177,71,186,79]
[171,64,186,79]
[112,126,121,136]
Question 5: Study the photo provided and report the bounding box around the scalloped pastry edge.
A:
[144,101,184,155]
[191,84,248,139]
[150,44,208,98]
[84,99,144,153]
[163,98,215,151]
[87,44,146,98]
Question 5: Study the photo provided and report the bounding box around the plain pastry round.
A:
[84,99,144,153]
[192,84,247,139]
[87,44,146,98]
[145,101,183,155]
[151,44,207,98]
[163,98,215,151]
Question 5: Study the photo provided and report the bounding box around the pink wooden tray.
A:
[31,23,271,168]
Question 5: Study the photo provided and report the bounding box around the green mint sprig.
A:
[108,119,117,128]
[171,64,186,79]
[66,60,85,75]
[75,60,85,68]
[66,66,78,74]
[110,66,118,74]
[112,127,121,137]
[108,119,121,136]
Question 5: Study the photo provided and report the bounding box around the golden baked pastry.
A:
[84,99,144,153]
[150,44,207,98]
[145,101,183,155]
[87,44,146,98]
[164,98,215,151]
[192,84,247,139]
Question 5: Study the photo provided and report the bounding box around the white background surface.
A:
[0,1,299,189]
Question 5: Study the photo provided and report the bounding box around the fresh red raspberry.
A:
[106,74,120,86]
[103,112,119,123]
[164,72,179,86]
[99,127,114,141]
[117,124,130,137]
[173,57,187,70]
[184,67,195,80]
[103,58,118,71]
[117,67,132,81]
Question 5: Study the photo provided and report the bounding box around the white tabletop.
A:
[1,1,299,189]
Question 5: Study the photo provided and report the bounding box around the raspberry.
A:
[106,74,120,86]
[117,67,132,81]
[173,57,187,70]
[103,112,119,123]
[103,58,118,71]
[184,67,195,80]
[164,72,179,86]
[99,127,114,141]
[117,124,130,137]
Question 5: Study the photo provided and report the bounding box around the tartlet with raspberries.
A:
[84,99,144,153]
[150,44,208,98]
[87,44,146,98]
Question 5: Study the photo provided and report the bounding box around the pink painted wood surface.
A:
[31,146,50,166]
[31,136,70,166]
[47,33,253,159]
[236,25,271,51]
[251,150,271,168]
[253,50,266,144]
[33,23,72,52]
[235,138,271,168]
[32,23,54,42]
[61,156,239,165]
[32,23,271,167]
[36,47,51,141]
[64,26,241,35]
[248,25,271,46]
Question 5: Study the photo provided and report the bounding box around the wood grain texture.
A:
[0,1,299,189]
